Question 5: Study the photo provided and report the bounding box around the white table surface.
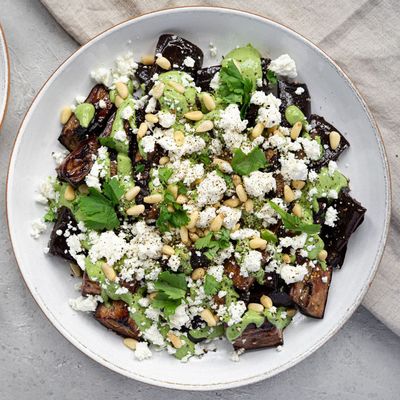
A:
[0,1,399,399]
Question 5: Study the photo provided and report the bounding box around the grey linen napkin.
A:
[40,0,400,335]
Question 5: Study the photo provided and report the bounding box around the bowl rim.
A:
[6,5,392,391]
[0,23,10,132]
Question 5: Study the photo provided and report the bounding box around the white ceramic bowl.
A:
[7,7,391,390]
[0,25,9,129]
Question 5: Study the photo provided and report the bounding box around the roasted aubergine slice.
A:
[224,259,255,292]
[81,272,101,296]
[57,137,99,187]
[59,84,114,151]
[195,65,221,91]
[233,322,284,350]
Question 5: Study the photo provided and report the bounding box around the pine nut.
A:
[189,232,199,242]
[186,211,199,229]
[78,184,89,195]
[137,122,148,139]
[292,203,302,217]
[174,130,185,146]
[167,184,178,199]
[249,237,267,250]
[144,194,163,204]
[69,263,81,277]
[232,223,241,232]
[141,54,155,65]
[284,185,295,203]
[318,249,328,261]
[167,332,183,349]
[60,106,72,124]
[210,214,224,232]
[162,244,175,256]
[125,186,140,201]
[102,262,117,281]
[115,82,129,99]
[167,204,174,212]
[282,254,291,264]
[329,131,341,150]
[292,180,306,190]
[126,204,145,216]
[184,110,204,121]
[244,199,254,212]
[224,197,241,208]
[213,158,232,173]
[250,122,264,139]
[196,120,214,133]
[232,175,242,187]
[191,267,206,281]
[180,226,190,244]
[159,156,170,165]
[64,184,76,201]
[248,303,264,313]
[290,121,302,140]
[151,82,165,99]
[202,92,216,111]
[260,295,273,309]
[286,308,297,317]
[200,309,217,327]
[115,95,124,108]
[167,80,185,94]
[145,113,158,124]
[156,56,171,70]
[123,338,138,350]
[236,184,248,203]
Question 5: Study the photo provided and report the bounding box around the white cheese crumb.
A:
[209,42,217,57]
[227,301,247,326]
[280,264,309,284]
[157,111,176,128]
[114,130,127,142]
[134,342,152,361]
[295,87,305,95]
[183,56,195,68]
[197,171,227,206]
[169,304,190,329]
[209,72,220,90]
[240,250,262,276]
[280,153,308,181]
[30,218,47,239]
[141,135,156,153]
[269,54,297,78]
[218,206,242,229]
[243,171,276,198]
[69,295,103,312]
[324,206,338,227]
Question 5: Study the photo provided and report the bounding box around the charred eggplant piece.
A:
[81,272,101,296]
[59,84,114,151]
[195,65,221,91]
[320,190,366,268]
[57,137,99,187]
[309,115,350,168]
[224,259,255,292]
[233,322,283,350]
[190,249,211,269]
[95,300,141,339]
[290,267,332,319]
[48,207,80,262]
[135,63,154,88]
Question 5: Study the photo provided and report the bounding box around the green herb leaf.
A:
[195,229,231,260]
[266,70,277,85]
[268,201,321,234]
[156,190,190,233]
[264,307,293,330]
[194,232,213,249]
[204,275,220,296]
[102,178,124,206]
[152,292,181,317]
[231,147,267,176]
[134,163,145,173]
[158,167,174,186]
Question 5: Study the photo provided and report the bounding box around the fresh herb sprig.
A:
[156,190,190,233]
[231,147,267,176]
[195,228,231,259]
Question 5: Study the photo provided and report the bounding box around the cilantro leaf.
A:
[204,275,220,296]
[152,292,181,317]
[195,232,213,249]
[102,178,124,206]
[158,167,173,186]
[195,229,231,260]
[268,201,321,234]
[264,307,292,330]
[156,190,190,233]
[231,147,267,176]
[266,69,278,85]
[134,163,145,173]
[153,272,187,315]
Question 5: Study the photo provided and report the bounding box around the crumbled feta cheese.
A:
[51,150,68,167]
[308,170,318,182]
[114,130,127,142]
[243,171,276,198]
[327,189,338,199]
[144,324,165,346]
[255,93,282,128]
[240,250,262,276]
[69,295,103,312]
[197,207,217,228]
[30,218,47,239]
[141,135,156,153]
[269,54,297,78]
[209,72,220,90]
[91,67,113,87]
[298,137,321,160]
[89,231,129,265]
[295,87,305,95]
[169,159,204,186]
[217,105,248,150]
[280,153,308,181]
[321,276,328,283]
[145,97,157,113]
[169,304,190,329]
[35,177,56,204]
[98,99,107,109]
[158,111,176,128]
[134,342,152,361]
[208,265,224,282]
[227,301,246,326]
[279,233,308,250]
[325,206,338,227]
[197,171,227,206]
[280,264,308,284]
[121,105,134,120]
[183,56,195,68]
[230,229,260,240]
[168,254,181,272]
[75,95,86,104]
[328,161,338,176]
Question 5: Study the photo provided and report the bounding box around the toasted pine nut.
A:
[125,186,140,201]
[137,122,148,139]
[162,244,175,256]
[318,249,328,261]
[159,156,170,165]
[115,82,129,99]
[250,122,264,139]
[224,197,241,208]
[191,267,206,281]
[176,194,188,204]
[282,254,291,264]
[148,292,158,300]
[180,226,190,244]
[210,214,224,232]
[69,263,81,277]
[236,184,248,203]
[213,158,232,173]
[167,332,183,349]
[102,262,117,281]
[268,125,278,134]
[260,295,273,309]
[145,113,158,124]
[64,184,76,201]
[202,92,216,111]
[284,185,295,203]
[78,184,89,195]
[189,232,199,242]
[196,120,214,133]
[123,338,138,350]
[244,199,254,212]
[167,80,185,94]
[174,130,185,146]
[151,82,165,99]
[144,194,163,204]
[232,175,242,187]
[249,237,267,250]
[156,56,171,70]
[290,121,302,140]
[141,54,155,65]
[187,211,199,229]
[329,131,341,150]
[232,223,241,232]
[286,308,297,318]
[184,110,204,121]
[126,204,145,216]
[292,203,302,217]
[292,180,306,190]
[248,303,264,313]
[60,106,72,124]
[115,95,124,108]
[167,204,174,212]
[167,184,178,199]
[200,309,217,327]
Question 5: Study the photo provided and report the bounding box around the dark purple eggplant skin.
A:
[59,84,114,151]
[190,249,211,269]
[48,207,80,262]
[309,114,350,169]
[320,190,366,268]
[56,137,99,187]
[290,267,332,319]
[81,272,101,296]
[224,259,255,292]
[233,322,283,350]
[195,65,221,92]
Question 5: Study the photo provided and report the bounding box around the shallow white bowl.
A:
[0,25,9,129]
[7,7,391,391]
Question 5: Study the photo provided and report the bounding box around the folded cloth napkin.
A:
[41,0,400,335]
